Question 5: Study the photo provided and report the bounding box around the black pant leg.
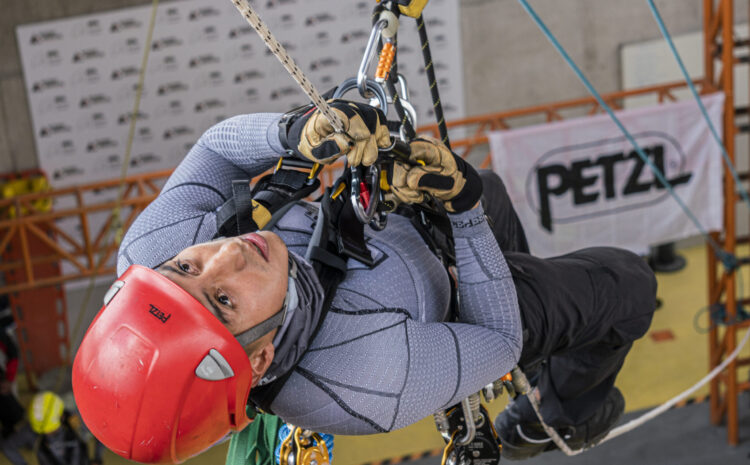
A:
[479,170,530,254]
[508,247,656,426]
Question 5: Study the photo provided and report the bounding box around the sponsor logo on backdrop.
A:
[117,111,148,125]
[154,55,179,72]
[76,112,107,129]
[156,100,185,117]
[73,19,102,36]
[134,128,154,142]
[152,36,182,50]
[29,30,63,45]
[157,81,188,96]
[189,7,221,21]
[194,98,225,112]
[190,25,219,43]
[189,54,220,68]
[266,0,297,8]
[70,67,101,84]
[228,26,254,39]
[310,57,339,71]
[79,93,111,108]
[278,14,294,28]
[111,66,140,80]
[110,18,142,33]
[33,49,63,67]
[110,37,141,55]
[32,78,64,93]
[39,123,72,138]
[72,48,105,63]
[130,153,162,168]
[526,132,692,232]
[116,82,147,101]
[270,86,301,100]
[163,126,195,139]
[52,139,76,155]
[53,166,84,181]
[225,43,254,61]
[340,29,368,43]
[305,13,335,27]
[39,95,69,112]
[159,7,181,23]
[194,71,224,88]
[86,138,118,153]
[234,70,264,83]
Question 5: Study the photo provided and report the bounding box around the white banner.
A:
[489,93,725,257]
[16,0,464,284]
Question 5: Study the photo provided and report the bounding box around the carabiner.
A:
[357,19,389,99]
[350,165,381,224]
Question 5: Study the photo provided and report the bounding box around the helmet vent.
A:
[195,348,235,381]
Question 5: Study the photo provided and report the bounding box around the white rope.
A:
[229,0,345,133]
[521,326,750,456]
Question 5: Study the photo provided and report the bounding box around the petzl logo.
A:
[149,304,171,323]
[527,132,692,232]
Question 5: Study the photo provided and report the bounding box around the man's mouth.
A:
[240,233,269,262]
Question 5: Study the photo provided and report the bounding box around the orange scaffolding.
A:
[703,0,749,447]
[0,79,704,298]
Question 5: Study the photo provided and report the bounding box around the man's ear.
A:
[249,341,275,387]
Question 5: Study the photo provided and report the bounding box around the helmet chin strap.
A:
[234,257,299,348]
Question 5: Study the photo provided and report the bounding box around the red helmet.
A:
[72,265,255,464]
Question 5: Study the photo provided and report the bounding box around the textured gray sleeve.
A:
[117,113,285,274]
[449,206,523,362]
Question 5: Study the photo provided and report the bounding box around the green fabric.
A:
[225,408,282,465]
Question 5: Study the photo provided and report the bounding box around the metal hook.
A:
[357,19,389,99]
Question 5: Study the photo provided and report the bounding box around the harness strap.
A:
[216,169,320,237]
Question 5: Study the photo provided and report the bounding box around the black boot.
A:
[495,387,625,460]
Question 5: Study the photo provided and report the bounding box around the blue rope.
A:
[646,0,750,211]
[515,0,734,268]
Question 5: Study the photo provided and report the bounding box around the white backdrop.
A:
[16,0,464,282]
[17,0,464,190]
[489,94,724,257]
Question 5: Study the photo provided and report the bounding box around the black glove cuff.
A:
[278,103,315,156]
[450,155,483,213]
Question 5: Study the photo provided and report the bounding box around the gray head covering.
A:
[259,251,324,384]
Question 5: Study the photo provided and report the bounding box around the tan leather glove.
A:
[388,137,483,213]
[284,100,391,166]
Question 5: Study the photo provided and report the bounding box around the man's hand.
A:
[285,100,391,166]
[388,137,483,213]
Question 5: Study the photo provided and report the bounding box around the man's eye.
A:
[216,292,231,307]
[176,260,195,274]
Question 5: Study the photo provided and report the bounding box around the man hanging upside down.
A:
[73,101,656,462]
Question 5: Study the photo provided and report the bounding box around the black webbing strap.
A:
[216,169,320,238]
[216,180,256,237]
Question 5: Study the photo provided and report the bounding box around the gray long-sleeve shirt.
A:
[117,113,522,435]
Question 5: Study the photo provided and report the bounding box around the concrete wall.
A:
[0,0,746,174]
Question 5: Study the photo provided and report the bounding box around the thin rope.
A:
[229,0,344,133]
[515,0,732,267]
[57,0,160,388]
[645,0,750,211]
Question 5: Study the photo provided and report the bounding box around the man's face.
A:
[158,231,289,336]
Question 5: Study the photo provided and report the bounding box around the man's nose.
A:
[212,239,247,272]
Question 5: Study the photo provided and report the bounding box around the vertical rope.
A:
[230,0,344,133]
[417,14,450,148]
